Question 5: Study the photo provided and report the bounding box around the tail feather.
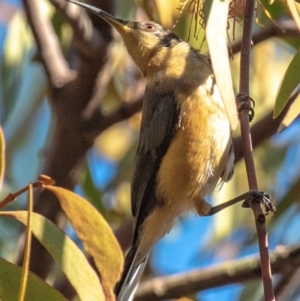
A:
[116,258,148,301]
[115,247,148,301]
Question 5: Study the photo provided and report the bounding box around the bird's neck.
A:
[145,43,213,91]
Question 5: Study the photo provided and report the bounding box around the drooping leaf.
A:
[0,211,105,301]
[45,185,124,301]
[0,257,69,301]
[0,126,5,190]
[274,48,300,118]
[205,0,238,130]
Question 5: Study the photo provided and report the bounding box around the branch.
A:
[97,97,144,131]
[19,0,115,279]
[50,0,105,58]
[274,268,300,301]
[134,245,300,301]
[22,0,74,89]
[231,18,300,55]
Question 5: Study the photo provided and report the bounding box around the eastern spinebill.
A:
[67,2,274,300]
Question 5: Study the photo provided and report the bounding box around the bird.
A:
[67,1,273,300]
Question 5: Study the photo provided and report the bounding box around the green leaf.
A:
[46,186,124,301]
[0,257,69,301]
[274,48,300,118]
[0,211,105,301]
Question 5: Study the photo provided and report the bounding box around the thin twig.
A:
[22,0,75,89]
[0,175,55,209]
[238,0,275,300]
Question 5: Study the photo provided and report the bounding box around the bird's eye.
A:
[144,23,156,32]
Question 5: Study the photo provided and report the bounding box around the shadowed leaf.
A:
[0,257,69,301]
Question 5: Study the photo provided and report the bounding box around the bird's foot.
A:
[236,92,255,122]
[242,190,276,215]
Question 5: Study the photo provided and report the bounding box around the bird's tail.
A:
[115,247,148,301]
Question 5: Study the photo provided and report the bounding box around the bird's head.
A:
[68,1,183,76]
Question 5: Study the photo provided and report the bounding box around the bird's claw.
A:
[236,92,255,122]
[242,190,276,215]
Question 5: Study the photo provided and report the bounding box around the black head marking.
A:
[160,32,181,47]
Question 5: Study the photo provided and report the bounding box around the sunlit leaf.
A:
[274,48,300,118]
[0,211,105,301]
[0,257,69,301]
[45,185,124,301]
[0,126,5,190]
[205,0,238,130]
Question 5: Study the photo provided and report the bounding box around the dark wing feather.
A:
[131,88,179,218]
[115,90,179,301]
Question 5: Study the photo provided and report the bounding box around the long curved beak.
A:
[68,0,129,34]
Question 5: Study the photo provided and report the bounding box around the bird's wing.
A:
[117,90,179,301]
[131,88,179,219]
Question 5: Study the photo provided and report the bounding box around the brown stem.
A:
[238,0,275,300]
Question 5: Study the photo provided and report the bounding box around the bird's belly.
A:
[156,97,231,215]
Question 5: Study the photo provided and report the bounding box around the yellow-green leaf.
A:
[0,211,105,301]
[46,185,124,301]
[0,126,5,190]
[274,48,300,118]
[0,257,69,301]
